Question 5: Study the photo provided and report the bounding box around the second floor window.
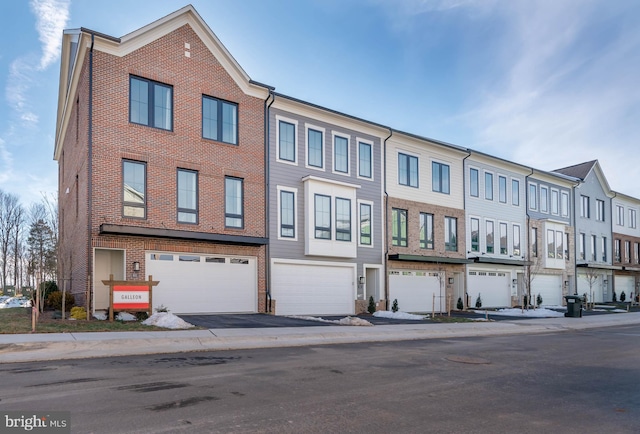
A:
[512,179,520,206]
[420,213,434,249]
[334,136,349,173]
[398,153,418,187]
[485,173,493,200]
[486,221,494,254]
[445,217,457,251]
[278,121,296,162]
[579,233,585,260]
[499,176,507,203]
[308,129,324,168]
[280,190,295,238]
[392,208,408,247]
[360,203,372,245]
[130,76,172,131]
[225,177,243,228]
[314,194,331,239]
[531,227,538,257]
[177,169,198,223]
[513,225,521,256]
[432,162,450,194]
[602,237,607,262]
[500,223,508,254]
[123,160,146,219]
[203,96,238,144]
[470,218,479,252]
[335,198,351,241]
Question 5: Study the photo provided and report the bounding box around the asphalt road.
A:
[1,325,638,433]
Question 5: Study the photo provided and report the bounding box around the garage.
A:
[577,271,605,303]
[146,251,257,314]
[467,270,511,308]
[531,275,563,306]
[271,260,355,316]
[615,275,635,300]
[388,270,442,313]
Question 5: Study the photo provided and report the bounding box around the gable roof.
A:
[553,160,598,180]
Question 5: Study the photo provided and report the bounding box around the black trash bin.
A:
[564,295,583,318]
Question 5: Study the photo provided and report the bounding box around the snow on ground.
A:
[473,308,565,318]
[143,312,195,329]
[288,316,373,326]
[116,312,138,321]
[373,311,427,320]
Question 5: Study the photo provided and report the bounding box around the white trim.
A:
[468,166,480,198]
[540,185,549,214]
[276,185,298,241]
[331,131,352,177]
[357,199,374,248]
[528,182,538,211]
[550,188,560,215]
[275,115,299,166]
[305,124,326,171]
[301,175,361,189]
[356,137,374,182]
[561,190,570,217]
[510,177,521,207]
[483,170,495,201]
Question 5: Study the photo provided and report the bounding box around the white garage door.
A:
[271,261,355,316]
[467,270,510,308]
[388,270,442,313]
[146,252,257,314]
[615,275,635,300]
[578,272,604,303]
[532,275,562,306]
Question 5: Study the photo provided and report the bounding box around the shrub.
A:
[155,304,170,313]
[391,299,399,313]
[612,290,617,302]
[46,290,75,311]
[367,296,376,314]
[70,306,86,320]
[475,293,482,309]
[457,297,464,310]
[523,295,529,307]
[620,291,626,302]
[135,311,149,321]
[536,293,543,307]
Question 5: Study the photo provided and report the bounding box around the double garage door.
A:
[467,270,510,308]
[388,270,442,313]
[271,261,355,316]
[531,275,562,306]
[615,275,635,300]
[146,252,257,314]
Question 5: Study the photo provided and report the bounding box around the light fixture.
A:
[133,261,140,272]
[448,277,454,284]
[512,279,518,285]
[603,279,608,284]
[564,280,569,286]
[358,276,365,285]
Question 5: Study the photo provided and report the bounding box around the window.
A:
[579,233,585,260]
[398,153,418,187]
[616,205,624,226]
[358,141,372,178]
[359,203,372,245]
[556,231,563,259]
[513,225,521,256]
[278,120,296,162]
[485,172,493,200]
[486,221,494,253]
[203,96,238,144]
[177,169,197,223]
[445,217,457,251]
[498,176,507,203]
[512,179,520,206]
[335,198,351,241]
[225,177,243,228]
[561,192,569,217]
[334,135,349,173]
[314,194,331,239]
[630,209,637,229]
[581,195,590,218]
[591,235,597,262]
[531,227,538,257]
[420,213,434,250]
[625,240,631,263]
[499,223,508,254]
[130,76,172,130]
[540,186,548,213]
[529,184,537,210]
[551,190,559,215]
[392,208,408,247]
[280,190,295,238]
[470,218,480,252]
[547,229,555,258]
[635,242,639,264]
[308,128,324,168]
[470,168,479,197]
[432,162,450,194]
[123,160,146,218]
[596,199,605,222]
[614,239,621,262]
[565,233,570,260]
[602,237,607,262]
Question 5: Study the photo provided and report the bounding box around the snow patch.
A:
[93,311,107,321]
[143,312,195,329]
[473,308,565,318]
[373,311,427,320]
[116,312,137,321]
[288,315,373,326]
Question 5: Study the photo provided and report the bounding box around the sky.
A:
[1,0,640,207]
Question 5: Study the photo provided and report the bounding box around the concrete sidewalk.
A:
[1,312,639,364]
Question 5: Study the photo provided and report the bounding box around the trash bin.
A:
[564,295,583,318]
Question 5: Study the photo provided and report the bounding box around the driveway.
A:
[178,313,338,329]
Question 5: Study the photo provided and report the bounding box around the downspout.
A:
[264,90,275,313]
[383,128,392,310]
[572,182,578,295]
[525,167,534,304]
[461,151,472,308]
[610,191,617,299]
[87,33,94,316]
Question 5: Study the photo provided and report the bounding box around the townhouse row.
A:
[54,6,640,316]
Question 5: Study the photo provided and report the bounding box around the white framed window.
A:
[432,161,450,194]
[335,197,352,241]
[470,168,479,197]
[445,216,457,252]
[470,217,480,252]
[528,183,537,210]
[561,191,569,217]
[513,224,521,256]
[398,152,419,188]
[579,233,585,260]
[485,171,494,201]
[225,177,244,228]
[276,115,298,165]
[358,200,373,247]
[512,179,520,206]
[596,199,605,222]
[581,195,590,218]
[277,186,298,240]
[592,235,598,262]
[616,205,624,226]
[421,212,434,250]
[551,189,559,215]
[498,176,507,203]
[357,139,373,180]
[332,132,350,175]
[177,169,198,224]
[630,209,637,229]
[540,186,549,213]
[305,124,325,170]
[486,220,495,254]
[499,222,508,254]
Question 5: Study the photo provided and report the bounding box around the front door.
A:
[94,249,124,312]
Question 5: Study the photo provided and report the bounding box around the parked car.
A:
[0,296,31,309]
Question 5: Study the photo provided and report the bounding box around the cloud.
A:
[29,0,70,70]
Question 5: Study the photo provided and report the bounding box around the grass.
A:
[429,315,475,323]
[0,308,169,334]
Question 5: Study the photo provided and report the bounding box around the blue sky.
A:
[2,0,640,206]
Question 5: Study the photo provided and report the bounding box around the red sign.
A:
[112,285,150,310]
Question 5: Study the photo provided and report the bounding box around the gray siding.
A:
[527,178,573,225]
[572,171,612,265]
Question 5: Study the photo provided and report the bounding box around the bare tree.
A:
[0,191,23,292]
[27,203,56,312]
[581,268,600,309]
